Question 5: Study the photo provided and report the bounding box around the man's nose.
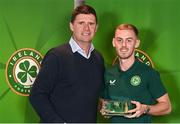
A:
[122,41,127,46]
[84,24,90,31]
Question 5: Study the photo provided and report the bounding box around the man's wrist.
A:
[144,105,151,114]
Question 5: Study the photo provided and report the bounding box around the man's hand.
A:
[124,101,148,118]
[99,99,111,118]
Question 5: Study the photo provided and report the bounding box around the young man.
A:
[100,23,171,123]
[29,5,104,123]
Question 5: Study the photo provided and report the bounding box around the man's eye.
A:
[89,22,95,25]
[78,22,84,25]
[117,39,122,42]
[127,39,132,42]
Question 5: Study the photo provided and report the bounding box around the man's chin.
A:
[119,55,131,60]
[82,39,93,43]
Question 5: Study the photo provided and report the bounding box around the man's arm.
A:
[29,51,65,122]
[147,93,171,115]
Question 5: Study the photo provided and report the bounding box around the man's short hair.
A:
[116,23,139,37]
[71,4,97,23]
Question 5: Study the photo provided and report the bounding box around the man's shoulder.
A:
[47,43,72,56]
[105,64,118,75]
[93,49,104,60]
[136,59,159,75]
[93,49,101,55]
[51,43,71,53]
[91,49,104,65]
[93,49,102,56]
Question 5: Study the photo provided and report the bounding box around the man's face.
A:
[112,29,140,59]
[70,14,98,43]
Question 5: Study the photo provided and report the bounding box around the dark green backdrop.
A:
[0,0,179,122]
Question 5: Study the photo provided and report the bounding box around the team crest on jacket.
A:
[130,75,141,86]
[5,48,43,96]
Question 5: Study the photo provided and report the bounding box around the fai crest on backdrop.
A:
[5,48,43,96]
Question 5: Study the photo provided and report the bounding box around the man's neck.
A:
[73,37,91,56]
[119,56,135,71]
[77,41,91,56]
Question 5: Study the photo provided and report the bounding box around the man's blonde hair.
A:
[115,23,139,37]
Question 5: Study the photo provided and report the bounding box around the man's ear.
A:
[135,39,140,48]
[95,24,98,32]
[112,38,116,47]
[70,22,74,32]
